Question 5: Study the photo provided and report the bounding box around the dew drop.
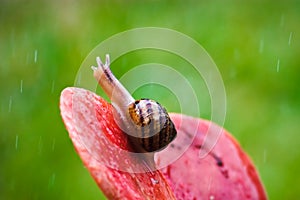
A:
[276,59,280,72]
[209,195,215,200]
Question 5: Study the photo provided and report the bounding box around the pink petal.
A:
[157,113,267,199]
[60,87,267,200]
[60,87,175,200]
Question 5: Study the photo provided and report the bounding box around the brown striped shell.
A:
[128,99,177,152]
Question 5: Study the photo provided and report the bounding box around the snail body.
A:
[91,55,177,153]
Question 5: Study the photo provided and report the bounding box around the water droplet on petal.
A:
[150,177,159,185]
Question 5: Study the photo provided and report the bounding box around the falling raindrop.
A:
[280,14,285,27]
[26,52,30,65]
[20,80,23,93]
[259,39,264,54]
[38,136,43,155]
[77,72,82,85]
[263,149,267,163]
[52,138,56,151]
[9,178,15,191]
[48,173,56,189]
[234,48,240,61]
[34,49,38,63]
[276,59,280,72]
[288,32,293,46]
[15,135,19,150]
[51,80,55,94]
[207,175,212,192]
[1,102,3,114]
[8,96,12,112]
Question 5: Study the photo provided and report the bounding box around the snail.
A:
[91,54,177,153]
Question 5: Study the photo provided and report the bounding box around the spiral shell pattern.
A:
[128,99,177,152]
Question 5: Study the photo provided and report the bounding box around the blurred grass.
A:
[1,0,300,199]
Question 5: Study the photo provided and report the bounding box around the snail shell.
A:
[91,54,177,152]
[128,99,177,152]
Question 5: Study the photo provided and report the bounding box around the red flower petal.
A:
[60,87,175,200]
[60,87,267,200]
[158,114,267,200]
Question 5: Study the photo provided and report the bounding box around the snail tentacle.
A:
[92,54,177,153]
[91,54,134,114]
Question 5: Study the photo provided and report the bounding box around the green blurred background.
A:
[1,0,299,199]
